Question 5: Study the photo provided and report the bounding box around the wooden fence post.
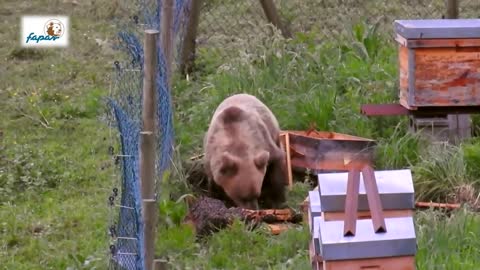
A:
[161,0,174,85]
[179,0,203,75]
[446,0,459,19]
[140,29,159,270]
[153,259,168,270]
[259,0,292,38]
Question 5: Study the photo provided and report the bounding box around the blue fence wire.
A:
[106,0,191,269]
[108,99,145,269]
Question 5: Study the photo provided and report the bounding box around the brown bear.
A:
[203,93,287,210]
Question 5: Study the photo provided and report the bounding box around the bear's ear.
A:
[254,150,270,169]
[221,106,244,124]
[219,152,238,175]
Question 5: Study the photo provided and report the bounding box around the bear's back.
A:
[211,94,280,137]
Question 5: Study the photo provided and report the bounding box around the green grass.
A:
[1,0,480,269]
[415,208,480,270]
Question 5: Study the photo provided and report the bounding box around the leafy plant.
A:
[462,141,480,180]
[374,122,423,170]
[412,143,479,202]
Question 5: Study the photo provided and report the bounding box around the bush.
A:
[412,143,479,202]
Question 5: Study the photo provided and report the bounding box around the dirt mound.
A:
[183,196,251,237]
[184,196,302,237]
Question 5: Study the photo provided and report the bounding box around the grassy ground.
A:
[1,1,480,270]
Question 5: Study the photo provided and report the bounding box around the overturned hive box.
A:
[282,130,376,173]
[394,19,480,110]
[317,169,415,217]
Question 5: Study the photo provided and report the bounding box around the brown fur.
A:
[203,94,287,210]
[47,23,55,36]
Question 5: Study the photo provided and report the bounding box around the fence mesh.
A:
[106,0,190,269]
[196,0,480,61]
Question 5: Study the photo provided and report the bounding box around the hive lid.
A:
[394,19,480,39]
[318,169,415,212]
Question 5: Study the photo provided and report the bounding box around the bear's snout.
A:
[233,189,260,210]
[237,199,259,210]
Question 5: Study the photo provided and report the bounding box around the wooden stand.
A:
[408,114,471,144]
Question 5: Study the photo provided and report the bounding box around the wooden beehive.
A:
[311,168,418,269]
[317,216,417,261]
[394,19,480,109]
[323,256,416,270]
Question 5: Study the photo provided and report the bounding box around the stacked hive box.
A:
[395,19,480,143]
[394,19,480,111]
[306,169,417,269]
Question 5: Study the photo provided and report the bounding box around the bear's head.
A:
[213,150,270,210]
[47,22,62,37]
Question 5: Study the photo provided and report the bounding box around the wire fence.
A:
[106,0,190,269]
[196,0,480,63]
